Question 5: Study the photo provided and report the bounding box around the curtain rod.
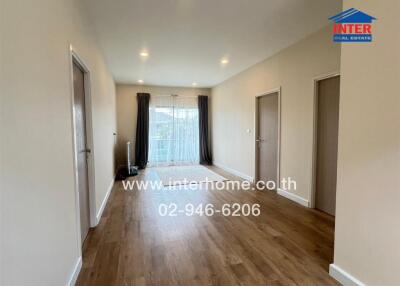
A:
[151,94,206,98]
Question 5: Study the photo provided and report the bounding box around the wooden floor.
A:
[76,167,339,286]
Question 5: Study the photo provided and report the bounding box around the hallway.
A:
[76,168,338,285]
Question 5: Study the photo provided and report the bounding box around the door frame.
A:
[310,72,340,208]
[69,44,97,251]
[254,87,281,188]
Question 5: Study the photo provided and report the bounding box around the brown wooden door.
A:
[315,75,340,216]
[73,61,90,244]
[257,93,279,187]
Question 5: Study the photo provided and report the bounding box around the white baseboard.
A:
[213,162,254,182]
[329,264,366,286]
[277,188,309,207]
[96,179,114,224]
[66,256,82,286]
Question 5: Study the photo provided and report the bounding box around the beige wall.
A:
[116,84,211,167]
[0,0,116,285]
[333,0,400,285]
[211,25,341,202]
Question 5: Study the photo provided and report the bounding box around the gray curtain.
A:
[198,95,212,165]
[135,93,150,169]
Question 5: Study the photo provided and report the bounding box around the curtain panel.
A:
[198,95,212,165]
[135,93,150,169]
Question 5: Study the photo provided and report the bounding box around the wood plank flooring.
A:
[76,167,339,286]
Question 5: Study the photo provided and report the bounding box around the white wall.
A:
[0,0,117,285]
[332,1,400,285]
[115,84,211,167]
[211,25,341,202]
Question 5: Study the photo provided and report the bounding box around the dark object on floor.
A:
[115,166,138,181]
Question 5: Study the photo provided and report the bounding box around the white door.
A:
[257,93,279,187]
[73,60,90,244]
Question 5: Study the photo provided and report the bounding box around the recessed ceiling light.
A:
[138,79,144,84]
[140,51,149,57]
[192,82,198,86]
[221,58,229,65]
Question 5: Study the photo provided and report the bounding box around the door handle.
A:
[80,148,91,154]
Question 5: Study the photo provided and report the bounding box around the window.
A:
[148,96,199,166]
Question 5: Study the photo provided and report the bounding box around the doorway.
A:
[255,90,280,188]
[314,75,340,216]
[71,54,93,245]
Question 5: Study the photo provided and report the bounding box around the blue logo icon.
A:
[329,8,377,42]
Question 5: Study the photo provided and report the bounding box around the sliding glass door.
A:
[148,96,199,166]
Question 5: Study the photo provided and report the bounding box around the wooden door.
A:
[315,75,340,216]
[257,93,279,187]
[73,60,90,244]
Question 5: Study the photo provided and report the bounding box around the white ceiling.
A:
[84,0,342,87]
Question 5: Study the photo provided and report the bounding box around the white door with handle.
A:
[73,60,91,244]
[256,92,279,188]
